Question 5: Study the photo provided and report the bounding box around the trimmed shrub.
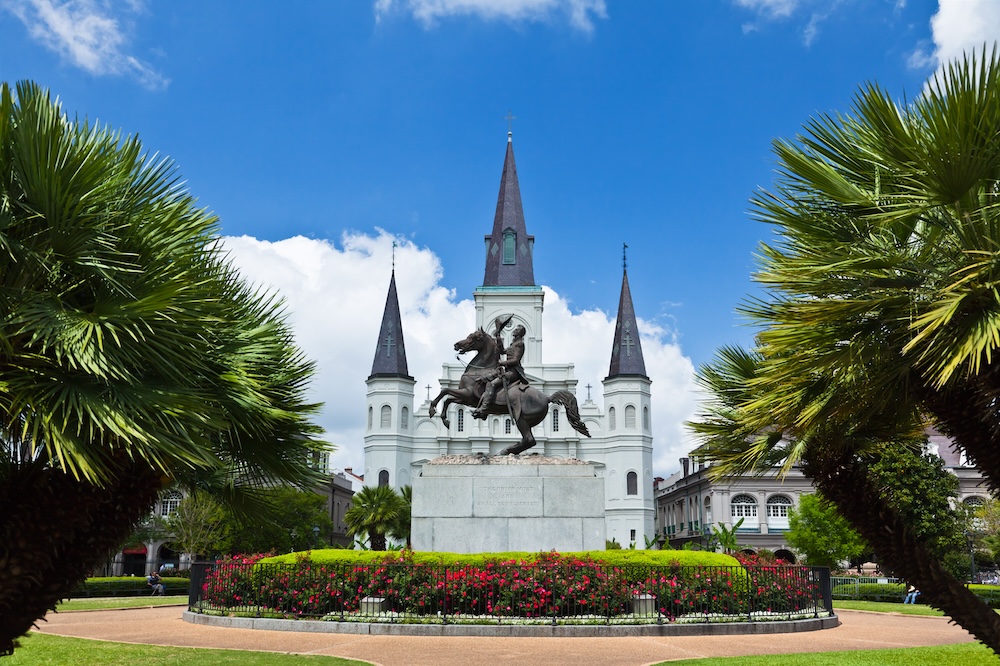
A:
[74,576,188,597]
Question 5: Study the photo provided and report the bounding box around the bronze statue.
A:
[473,320,527,418]
[428,320,590,455]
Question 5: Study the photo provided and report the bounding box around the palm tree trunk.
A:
[803,446,1000,654]
[0,462,164,655]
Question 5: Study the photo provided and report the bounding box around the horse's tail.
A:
[550,390,591,438]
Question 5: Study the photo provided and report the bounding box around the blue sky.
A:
[2,0,997,476]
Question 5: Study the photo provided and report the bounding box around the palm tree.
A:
[391,484,413,548]
[688,47,1000,651]
[0,82,323,655]
[345,485,404,551]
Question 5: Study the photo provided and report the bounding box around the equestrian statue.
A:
[427,315,591,455]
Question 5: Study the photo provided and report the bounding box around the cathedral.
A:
[364,132,655,548]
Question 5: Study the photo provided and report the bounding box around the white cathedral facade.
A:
[364,133,656,548]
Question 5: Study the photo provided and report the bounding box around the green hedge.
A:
[832,581,1000,608]
[259,549,740,568]
[74,576,188,598]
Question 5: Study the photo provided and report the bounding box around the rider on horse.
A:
[472,318,528,419]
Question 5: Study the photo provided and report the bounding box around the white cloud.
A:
[913,0,1000,71]
[4,0,168,90]
[734,0,798,20]
[219,231,698,479]
[375,0,608,32]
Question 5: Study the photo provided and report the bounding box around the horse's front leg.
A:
[500,420,536,456]
[428,389,451,419]
[439,398,456,429]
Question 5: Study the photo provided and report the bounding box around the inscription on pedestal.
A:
[474,479,543,517]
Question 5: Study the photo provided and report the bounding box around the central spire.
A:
[483,137,535,287]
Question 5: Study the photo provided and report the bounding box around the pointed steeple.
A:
[607,265,648,379]
[483,136,535,287]
[369,270,412,379]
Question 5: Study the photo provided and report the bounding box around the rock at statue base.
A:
[411,455,606,553]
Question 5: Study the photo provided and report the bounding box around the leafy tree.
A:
[166,491,232,559]
[976,499,1000,563]
[0,82,323,655]
[345,485,404,551]
[688,48,1000,650]
[227,485,334,554]
[786,494,867,569]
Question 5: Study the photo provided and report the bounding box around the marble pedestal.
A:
[411,458,606,553]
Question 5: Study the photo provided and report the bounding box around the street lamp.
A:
[312,525,320,549]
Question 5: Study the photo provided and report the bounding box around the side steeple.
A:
[369,270,412,379]
[607,257,648,379]
[483,134,535,287]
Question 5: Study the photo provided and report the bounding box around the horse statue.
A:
[427,326,591,455]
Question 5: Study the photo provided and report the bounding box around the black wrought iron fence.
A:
[188,561,832,625]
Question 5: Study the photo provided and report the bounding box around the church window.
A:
[643,406,649,431]
[378,470,389,487]
[457,408,465,432]
[552,409,559,432]
[626,471,638,496]
[401,406,409,430]
[608,407,616,430]
[625,405,636,429]
[505,418,512,434]
[368,406,373,430]
[380,405,392,429]
[160,490,182,517]
[503,229,516,264]
[766,495,792,531]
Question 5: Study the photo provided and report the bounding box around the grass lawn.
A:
[55,596,188,612]
[833,600,946,616]
[8,633,366,665]
[654,643,995,665]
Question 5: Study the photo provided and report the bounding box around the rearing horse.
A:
[428,327,591,455]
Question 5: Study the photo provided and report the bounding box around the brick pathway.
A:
[35,606,976,666]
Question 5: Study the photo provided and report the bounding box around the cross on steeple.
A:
[383,331,395,357]
[504,109,517,133]
[622,332,634,357]
[585,383,593,401]
[426,384,432,400]
[623,243,628,271]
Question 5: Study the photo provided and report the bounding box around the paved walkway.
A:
[36,605,976,666]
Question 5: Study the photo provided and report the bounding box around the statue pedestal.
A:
[411,456,606,553]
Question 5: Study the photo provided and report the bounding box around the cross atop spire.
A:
[623,243,628,272]
[504,109,516,142]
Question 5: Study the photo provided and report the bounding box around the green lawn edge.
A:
[259,549,740,567]
[653,642,992,666]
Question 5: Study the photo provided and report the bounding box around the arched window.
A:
[368,406,373,430]
[378,470,389,487]
[608,406,616,430]
[401,406,409,429]
[505,418,512,434]
[704,496,713,526]
[457,408,465,433]
[643,406,650,431]
[503,229,516,264]
[160,490,182,517]
[966,496,987,530]
[552,409,559,432]
[380,405,392,429]
[766,495,792,531]
[730,495,757,526]
[964,496,987,508]
[626,471,638,496]
[625,405,636,429]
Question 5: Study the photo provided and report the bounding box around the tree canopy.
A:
[0,81,324,654]
[786,493,867,569]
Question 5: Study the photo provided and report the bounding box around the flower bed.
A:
[193,551,830,624]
